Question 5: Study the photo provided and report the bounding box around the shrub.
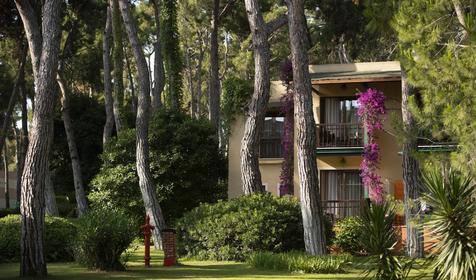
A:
[333,217,365,254]
[0,208,19,219]
[422,168,476,280]
[74,207,136,271]
[247,251,352,273]
[360,202,412,280]
[0,215,77,263]
[90,110,227,223]
[176,193,304,261]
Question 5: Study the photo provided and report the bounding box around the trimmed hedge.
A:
[176,193,305,261]
[0,215,77,263]
[247,251,352,273]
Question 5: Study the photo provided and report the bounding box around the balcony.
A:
[316,123,364,155]
[259,138,283,158]
[321,199,365,222]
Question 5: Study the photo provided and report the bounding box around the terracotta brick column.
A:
[162,229,176,266]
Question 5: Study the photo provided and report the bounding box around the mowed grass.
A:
[0,247,432,280]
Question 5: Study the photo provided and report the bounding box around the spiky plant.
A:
[422,169,476,280]
[360,202,413,280]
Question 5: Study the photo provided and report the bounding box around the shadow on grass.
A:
[0,248,430,280]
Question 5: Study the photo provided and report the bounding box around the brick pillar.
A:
[162,229,176,266]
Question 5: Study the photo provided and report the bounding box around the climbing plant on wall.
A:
[279,60,294,196]
[357,88,386,204]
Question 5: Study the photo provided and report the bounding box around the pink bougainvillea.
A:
[357,88,386,204]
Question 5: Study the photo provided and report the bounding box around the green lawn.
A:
[0,247,431,280]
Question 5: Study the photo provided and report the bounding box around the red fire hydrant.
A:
[141,215,155,267]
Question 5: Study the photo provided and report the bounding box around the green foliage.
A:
[333,217,365,254]
[0,208,19,219]
[0,215,77,263]
[393,1,476,174]
[176,193,304,261]
[90,110,226,223]
[161,0,183,108]
[52,92,105,213]
[74,207,136,271]
[422,168,476,280]
[221,76,252,137]
[360,202,412,280]
[247,251,352,274]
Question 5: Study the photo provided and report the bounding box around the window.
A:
[321,97,359,124]
[259,116,284,158]
[320,170,363,219]
[317,97,363,147]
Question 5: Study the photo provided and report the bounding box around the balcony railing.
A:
[259,138,283,158]
[321,199,364,222]
[316,123,364,148]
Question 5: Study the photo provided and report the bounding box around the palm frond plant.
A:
[422,168,476,280]
[360,201,413,280]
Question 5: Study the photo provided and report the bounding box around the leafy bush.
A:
[422,169,476,280]
[176,193,304,261]
[0,208,19,219]
[360,202,412,280]
[0,215,77,263]
[333,217,365,254]
[74,207,136,271]
[247,251,352,273]
[90,110,227,223]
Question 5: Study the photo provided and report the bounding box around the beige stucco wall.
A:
[228,75,404,199]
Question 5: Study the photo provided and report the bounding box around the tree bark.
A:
[0,47,27,156]
[118,0,166,248]
[124,46,137,116]
[285,0,327,255]
[102,4,114,145]
[401,70,424,258]
[452,0,468,40]
[44,121,58,217]
[112,0,125,132]
[208,0,220,135]
[184,41,195,116]
[14,0,62,277]
[4,142,9,209]
[151,0,165,112]
[194,31,207,119]
[241,0,287,194]
[57,69,88,217]
[15,80,29,208]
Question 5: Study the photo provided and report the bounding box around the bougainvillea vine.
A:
[357,88,386,204]
[279,59,294,196]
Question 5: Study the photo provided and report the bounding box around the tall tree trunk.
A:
[16,81,29,208]
[57,70,88,217]
[112,0,125,131]
[286,0,327,255]
[124,47,137,116]
[0,47,27,156]
[44,167,59,216]
[4,142,9,209]
[44,120,59,217]
[14,0,62,277]
[241,1,288,194]
[401,70,424,258]
[194,31,206,119]
[184,42,195,116]
[151,0,165,112]
[118,0,166,248]
[208,0,220,135]
[102,4,114,145]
